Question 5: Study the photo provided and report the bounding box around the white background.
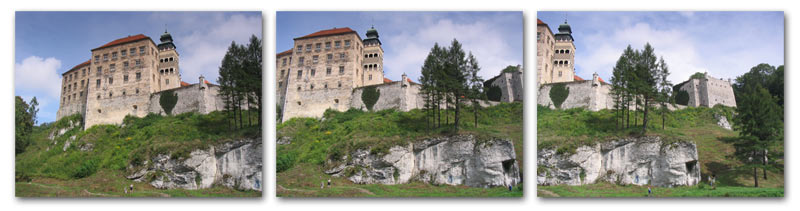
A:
[1,0,796,210]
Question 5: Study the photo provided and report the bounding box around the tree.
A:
[549,83,569,109]
[465,53,484,127]
[417,39,479,132]
[159,90,178,115]
[656,57,673,130]
[15,96,33,154]
[217,35,263,130]
[732,84,782,187]
[28,97,39,126]
[361,86,380,111]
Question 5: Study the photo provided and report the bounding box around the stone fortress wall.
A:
[56,61,91,120]
[538,73,613,111]
[488,67,524,103]
[679,73,736,108]
[148,76,225,115]
[350,74,425,112]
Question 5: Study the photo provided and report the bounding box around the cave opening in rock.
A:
[685,160,697,173]
[502,159,515,173]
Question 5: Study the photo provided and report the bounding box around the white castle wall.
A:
[679,74,736,108]
[350,76,425,112]
[538,75,612,111]
[148,81,224,115]
[489,70,524,102]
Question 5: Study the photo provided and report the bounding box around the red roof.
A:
[295,27,357,40]
[574,75,584,81]
[180,81,191,87]
[383,78,392,83]
[598,77,607,84]
[92,34,152,51]
[63,60,91,75]
[537,19,546,25]
[277,49,293,57]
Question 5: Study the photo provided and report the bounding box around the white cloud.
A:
[384,16,522,82]
[15,56,62,98]
[156,13,262,84]
[579,22,706,84]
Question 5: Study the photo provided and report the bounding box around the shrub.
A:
[361,86,380,111]
[675,90,690,106]
[159,90,178,115]
[549,83,569,109]
[276,152,297,172]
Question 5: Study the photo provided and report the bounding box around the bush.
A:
[549,83,569,109]
[276,152,297,172]
[159,90,178,115]
[675,90,690,106]
[361,86,380,111]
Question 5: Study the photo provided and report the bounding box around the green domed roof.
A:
[366,26,379,39]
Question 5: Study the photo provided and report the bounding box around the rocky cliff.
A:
[537,136,700,187]
[324,134,520,188]
[127,138,263,191]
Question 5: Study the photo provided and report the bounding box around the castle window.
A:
[324,83,328,89]
[339,66,344,75]
[325,42,331,50]
[297,70,303,79]
[170,68,174,73]
[136,72,142,81]
[334,99,339,104]
[98,109,101,113]
[103,54,108,62]
[123,61,129,69]
[81,80,84,87]
[339,53,345,60]
[326,67,332,75]
[129,48,135,56]
[327,54,333,61]
[566,50,570,54]
[112,52,118,60]
[553,61,558,65]
[297,101,301,105]
[121,50,127,57]
[166,79,169,85]
[281,69,285,76]
[282,58,287,66]
[278,81,282,87]
[169,57,174,62]
[297,45,303,52]
[310,84,314,90]
[160,59,164,63]
[135,59,141,67]
[109,92,113,97]
[135,88,139,94]
[305,44,311,52]
[133,105,137,110]
[298,57,304,66]
[82,69,86,76]
[94,55,100,63]
[97,95,100,100]
[313,55,319,64]
[96,79,101,88]
[297,86,301,91]
[311,69,315,77]
[108,77,113,85]
[345,40,351,47]
[80,91,83,97]
[565,61,569,65]
[335,41,341,48]
[122,90,126,96]
[338,82,342,88]
[110,64,116,72]
[559,71,562,77]
[139,46,145,55]
[369,74,372,80]
[315,43,321,51]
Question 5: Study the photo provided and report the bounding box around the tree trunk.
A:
[753,150,759,187]
[642,96,649,134]
[474,100,479,128]
[454,96,460,132]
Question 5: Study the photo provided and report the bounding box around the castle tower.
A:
[157,29,181,92]
[362,26,384,86]
[536,19,556,85]
[552,19,576,83]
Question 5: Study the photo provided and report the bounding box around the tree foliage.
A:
[218,35,263,130]
[609,43,672,133]
[733,63,784,107]
[159,90,178,115]
[549,83,569,109]
[361,86,380,111]
[15,96,36,154]
[731,83,783,187]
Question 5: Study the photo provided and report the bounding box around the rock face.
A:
[324,134,520,188]
[127,138,262,191]
[538,136,700,187]
[714,113,732,130]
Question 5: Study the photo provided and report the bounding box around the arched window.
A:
[565,50,570,54]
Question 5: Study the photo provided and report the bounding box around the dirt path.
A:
[82,189,116,197]
[537,189,560,197]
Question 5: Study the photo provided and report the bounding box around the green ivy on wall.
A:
[361,86,380,111]
[159,90,178,115]
[549,83,569,109]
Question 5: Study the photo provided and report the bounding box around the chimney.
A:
[199,75,207,90]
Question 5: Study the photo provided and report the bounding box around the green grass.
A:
[15,111,261,197]
[277,102,523,197]
[538,182,783,197]
[537,105,784,197]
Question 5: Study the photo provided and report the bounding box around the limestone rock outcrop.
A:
[324,134,520,188]
[537,136,700,187]
[714,113,732,130]
[127,138,262,191]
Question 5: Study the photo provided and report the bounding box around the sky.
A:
[538,11,784,85]
[15,11,262,124]
[276,11,523,84]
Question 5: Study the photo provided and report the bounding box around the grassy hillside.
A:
[537,105,784,197]
[15,111,261,197]
[277,102,523,197]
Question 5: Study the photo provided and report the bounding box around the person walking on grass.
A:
[648,186,652,197]
[129,184,134,193]
[328,179,331,187]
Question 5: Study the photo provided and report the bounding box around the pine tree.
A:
[732,84,782,187]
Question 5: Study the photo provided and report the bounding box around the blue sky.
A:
[538,11,784,85]
[15,11,262,124]
[277,11,523,84]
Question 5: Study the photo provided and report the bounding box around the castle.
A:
[536,19,736,111]
[56,31,225,129]
[277,27,523,122]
